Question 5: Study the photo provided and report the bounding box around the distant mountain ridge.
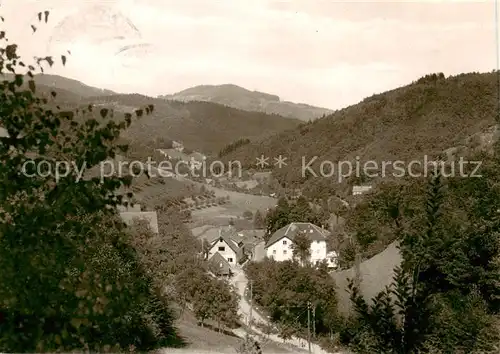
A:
[0,74,301,154]
[1,73,116,98]
[159,84,333,121]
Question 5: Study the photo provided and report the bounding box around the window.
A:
[283,240,287,245]
[218,246,225,251]
[228,258,233,263]
[273,249,276,254]
[283,250,287,255]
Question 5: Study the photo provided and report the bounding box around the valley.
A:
[2,44,499,353]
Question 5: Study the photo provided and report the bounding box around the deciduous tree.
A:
[291,232,312,266]
[0,12,181,352]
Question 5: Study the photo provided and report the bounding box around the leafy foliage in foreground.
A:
[0,13,182,352]
[129,210,240,332]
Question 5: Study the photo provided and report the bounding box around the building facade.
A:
[207,230,241,265]
[265,222,336,267]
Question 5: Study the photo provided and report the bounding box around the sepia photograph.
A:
[0,0,499,353]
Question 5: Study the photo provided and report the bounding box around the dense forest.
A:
[221,71,497,198]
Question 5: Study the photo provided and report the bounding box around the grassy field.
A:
[203,185,277,212]
[183,181,276,228]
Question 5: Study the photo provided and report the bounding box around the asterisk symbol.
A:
[274,155,287,168]
[256,155,269,168]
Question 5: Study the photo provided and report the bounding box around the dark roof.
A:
[265,222,329,248]
[208,253,231,275]
[204,226,238,244]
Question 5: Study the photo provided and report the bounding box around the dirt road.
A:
[230,268,339,354]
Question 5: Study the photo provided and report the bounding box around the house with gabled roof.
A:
[208,252,233,277]
[265,222,337,267]
[207,228,243,266]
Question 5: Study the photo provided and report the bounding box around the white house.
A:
[265,222,336,267]
[207,229,242,266]
[352,185,372,196]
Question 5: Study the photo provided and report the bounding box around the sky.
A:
[0,0,497,109]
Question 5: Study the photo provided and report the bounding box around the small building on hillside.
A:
[203,227,263,266]
[352,185,372,196]
[207,229,243,266]
[265,222,336,267]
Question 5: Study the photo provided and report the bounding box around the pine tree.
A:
[291,232,312,266]
[264,197,290,241]
[253,210,265,229]
[347,172,443,353]
[289,196,313,222]
[346,167,500,353]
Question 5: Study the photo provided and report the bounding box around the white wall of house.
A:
[310,240,327,265]
[266,237,329,265]
[353,185,372,195]
[208,239,237,265]
[266,237,294,262]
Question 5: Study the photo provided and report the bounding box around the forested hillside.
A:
[82,94,302,155]
[222,72,497,197]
